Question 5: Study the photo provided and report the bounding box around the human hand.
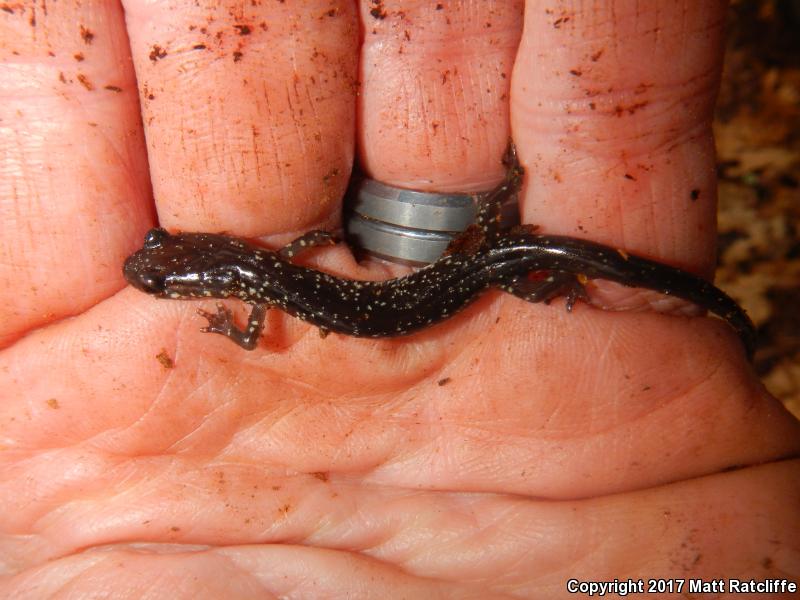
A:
[2,1,798,598]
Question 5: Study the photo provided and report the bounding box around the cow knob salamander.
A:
[123,145,756,359]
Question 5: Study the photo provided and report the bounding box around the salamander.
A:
[123,145,756,358]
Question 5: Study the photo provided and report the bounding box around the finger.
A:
[0,547,476,599]
[0,3,152,347]
[512,0,727,277]
[2,448,795,595]
[121,0,358,237]
[358,1,524,191]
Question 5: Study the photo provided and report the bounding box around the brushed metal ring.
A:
[344,177,518,264]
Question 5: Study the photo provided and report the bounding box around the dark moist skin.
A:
[123,145,756,358]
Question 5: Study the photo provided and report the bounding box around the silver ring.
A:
[344,177,519,264]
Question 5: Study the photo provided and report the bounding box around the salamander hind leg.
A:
[474,140,526,241]
[443,224,486,256]
[198,303,269,350]
[501,140,523,185]
[504,272,589,312]
[279,230,337,260]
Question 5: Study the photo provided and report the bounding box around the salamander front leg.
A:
[198,303,269,350]
[504,272,589,311]
[279,230,337,260]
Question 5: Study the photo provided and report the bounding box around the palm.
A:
[2,1,798,598]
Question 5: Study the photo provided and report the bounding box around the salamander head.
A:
[123,228,260,300]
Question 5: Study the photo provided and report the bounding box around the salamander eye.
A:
[144,228,169,249]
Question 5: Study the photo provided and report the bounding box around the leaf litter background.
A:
[716,0,799,417]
